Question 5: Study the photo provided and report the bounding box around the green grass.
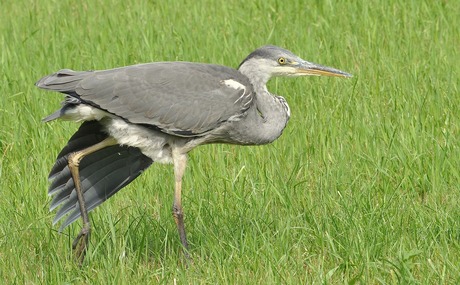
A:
[1,0,459,283]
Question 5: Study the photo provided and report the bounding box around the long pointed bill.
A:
[296,61,352,78]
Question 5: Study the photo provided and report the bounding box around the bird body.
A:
[38,61,289,145]
[36,45,351,264]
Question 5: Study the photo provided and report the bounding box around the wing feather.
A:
[38,62,254,136]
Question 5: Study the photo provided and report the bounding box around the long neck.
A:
[229,60,290,145]
[244,64,290,129]
[226,78,290,145]
[253,86,290,138]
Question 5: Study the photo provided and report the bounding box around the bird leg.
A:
[172,151,190,261]
[67,137,117,265]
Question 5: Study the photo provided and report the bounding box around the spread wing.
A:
[36,62,254,136]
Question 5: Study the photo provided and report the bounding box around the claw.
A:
[72,225,90,265]
[173,206,190,263]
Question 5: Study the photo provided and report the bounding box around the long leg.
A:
[68,137,117,265]
[172,150,190,261]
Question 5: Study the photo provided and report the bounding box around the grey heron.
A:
[36,45,352,264]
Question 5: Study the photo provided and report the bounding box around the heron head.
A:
[238,45,352,84]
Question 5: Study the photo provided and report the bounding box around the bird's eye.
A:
[278,57,287,65]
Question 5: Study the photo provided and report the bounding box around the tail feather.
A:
[48,121,153,230]
[35,69,92,93]
[36,69,91,123]
[42,104,78,123]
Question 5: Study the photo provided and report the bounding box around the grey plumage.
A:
[36,45,351,263]
[38,63,253,137]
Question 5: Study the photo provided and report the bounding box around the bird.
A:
[35,45,352,264]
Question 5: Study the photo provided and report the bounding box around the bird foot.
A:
[72,226,90,265]
[181,243,191,264]
[182,251,192,268]
[172,206,191,265]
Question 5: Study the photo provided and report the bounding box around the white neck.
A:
[238,58,273,90]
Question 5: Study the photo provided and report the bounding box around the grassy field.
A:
[1,0,459,283]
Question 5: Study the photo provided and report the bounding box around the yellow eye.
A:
[278,57,287,65]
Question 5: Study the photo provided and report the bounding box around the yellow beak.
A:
[295,61,352,78]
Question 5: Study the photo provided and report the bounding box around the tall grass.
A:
[1,0,459,283]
